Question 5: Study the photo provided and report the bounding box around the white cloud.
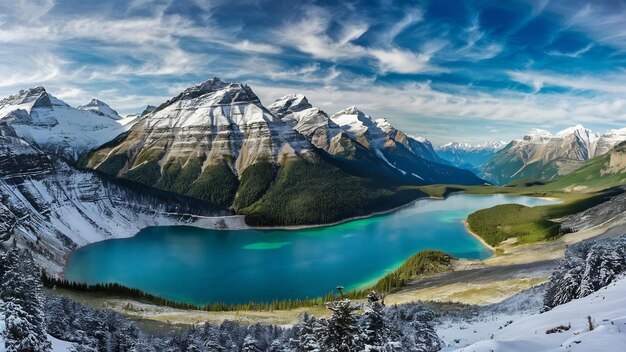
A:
[277,6,443,74]
[546,43,594,58]
[369,48,441,74]
[508,70,626,94]
[253,79,626,137]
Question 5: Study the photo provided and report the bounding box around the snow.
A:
[49,335,75,352]
[449,276,626,352]
[0,308,74,352]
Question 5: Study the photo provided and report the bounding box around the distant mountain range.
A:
[435,141,507,171]
[480,125,626,184]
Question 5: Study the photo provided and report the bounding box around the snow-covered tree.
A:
[543,235,626,311]
[241,334,263,352]
[322,299,364,351]
[1,248,51,352]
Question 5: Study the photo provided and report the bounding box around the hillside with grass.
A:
[467,189,622,247]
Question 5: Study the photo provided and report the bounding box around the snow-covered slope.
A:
[455,276,626,352]
[329,106,444,163]
[0,87,136,161]
[481,125,626,184]
[435,141,507,170]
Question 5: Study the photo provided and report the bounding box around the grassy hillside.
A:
[467,190,620,246]
[240,155,426,226]
[81,143,428,226]
[370,250,452,293]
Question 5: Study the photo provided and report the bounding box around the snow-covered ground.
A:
[0,310,74,352]
[438,276,626,351]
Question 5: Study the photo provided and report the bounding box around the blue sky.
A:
[1,0,625,144]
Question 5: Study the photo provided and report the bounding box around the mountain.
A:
[435,141,507,170]
[80,78,483,226]
[544,141,626,192]
[480,125,626,185]
[0,87,134,161]
[77,98,122,120]
[269,95,474,182]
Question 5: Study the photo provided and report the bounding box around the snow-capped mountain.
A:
[481,125,626,184]
[77,98,122,120]
[82,78,312,195]
[435,140,507,170]
[0,87,135,161]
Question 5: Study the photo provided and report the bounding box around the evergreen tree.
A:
[1,248,51,352]
[241,335,262,352]
[322,299,364,352]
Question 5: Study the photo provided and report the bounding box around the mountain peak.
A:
[555,124,593,137]
[157,77,260,112]
[268,94,312,118]
[0,86,53,110]
[141,105,157,116]
[336,106,362,116]
[78,98,121,120]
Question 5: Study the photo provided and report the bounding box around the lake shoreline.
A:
[247,195,431,231]
[463,220,496,252]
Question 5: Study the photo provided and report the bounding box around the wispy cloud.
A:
[277,6,444,74]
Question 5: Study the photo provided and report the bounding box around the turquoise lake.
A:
[65,194,555,305]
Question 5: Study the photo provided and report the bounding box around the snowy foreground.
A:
[25,275,626,351]
[439,276,626,352]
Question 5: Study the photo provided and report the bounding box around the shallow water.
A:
[66,194,555,305]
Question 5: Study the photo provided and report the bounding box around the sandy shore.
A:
[463,220,496,252]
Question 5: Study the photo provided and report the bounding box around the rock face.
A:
[481,125,626,184]
[89,78,310,175]
[0,87,134,161]
[435,141,507,170]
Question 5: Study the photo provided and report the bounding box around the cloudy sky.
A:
[1,0,625,144]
